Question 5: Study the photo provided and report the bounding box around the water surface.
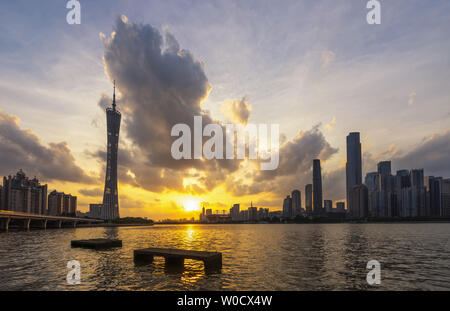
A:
[0,223,449,290]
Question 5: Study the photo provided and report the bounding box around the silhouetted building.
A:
[2,170,47,214]
[305,184,312,216]
[283,195,292,218]
[410,169,426,217]
[248,203,258,221]
[48,191,64,216]
[346,132,362,214]
[291,189,301,216]
[324,200,332,213]
[349,184,368,218]
[425,176,442,217]
[312,159,323,215]
[230,203,240,221]
[102,82,121,220]
[441,179,450,217]
[89,204,102,219]
[336,202,345,213]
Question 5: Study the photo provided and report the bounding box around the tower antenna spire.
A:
[112,80,116,111]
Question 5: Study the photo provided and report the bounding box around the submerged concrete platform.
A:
[134,247,222,271]
[71,238,122,249]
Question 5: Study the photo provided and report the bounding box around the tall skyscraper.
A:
[312,159,323,215]
[282,195,292,218]
[425,176,442,216]
[410,169,425,217]
[230,204,240,221]
[346,132,362,214]
[305,184,313,216]
[291,189,301,216]
[102,82,121,220]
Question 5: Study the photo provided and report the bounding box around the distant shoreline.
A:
[155,220,450,225]
[76,223,154,228]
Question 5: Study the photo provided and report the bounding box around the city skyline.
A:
[1,1,450,220]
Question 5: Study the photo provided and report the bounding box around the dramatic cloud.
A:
[0,109,94,183]
[220,97,252,124]
[226,125,339,197]
[98,17,241,193]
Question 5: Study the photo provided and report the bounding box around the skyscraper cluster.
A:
[364,162,450,218]
[282,159,344,219]
[279,131,450,219]
[348,132,450,218]
[1,169,77,217]
[199,203,269,223]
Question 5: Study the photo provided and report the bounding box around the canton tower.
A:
[102,81,121,220]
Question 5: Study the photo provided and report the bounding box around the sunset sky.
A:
[1,1,449,220]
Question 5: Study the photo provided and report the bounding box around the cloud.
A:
[78,187,103,197]
[0,109,94,183]
[226,125,339,196]
[321,50,335,69]
[96,17,243,194]
[325,116,336,131]
[220,97,252,124]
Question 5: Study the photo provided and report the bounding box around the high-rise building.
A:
[89,204,102,219]
[396,170,410,217]
[312,159,323,215]
[291,189,301,216]
[410,169,425,217]
[248,203,257,221]
[365,172,380,216]
[283,195,292,218]
[377,161,392,176]
[336,202,345,213]
[48,191,64,216]
[324,200,333,213]
[349,184,369,218]
[305,184,312,216]
[60,193,77,217]
[346,132,362,214]
[441,179,450,217]
[230,204,240,221]
[2,170,47,214]
[377,161,395,217]
[425,176,442,216]
[102,82,121,220]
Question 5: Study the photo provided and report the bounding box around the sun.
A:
[183,199,200,212]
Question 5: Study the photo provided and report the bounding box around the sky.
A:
[0,0,449,220]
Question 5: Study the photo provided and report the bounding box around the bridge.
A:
[0,210,103,231]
